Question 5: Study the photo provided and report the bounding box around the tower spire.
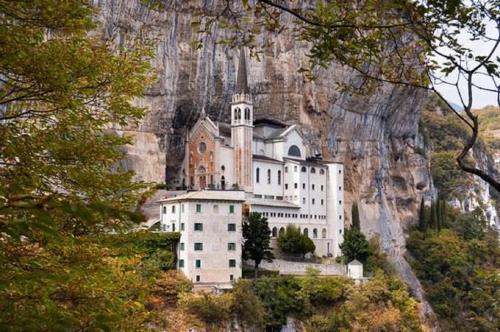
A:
[235,47,249,94]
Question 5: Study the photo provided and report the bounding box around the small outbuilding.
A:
[347,259,364,279]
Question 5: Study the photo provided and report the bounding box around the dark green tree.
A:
[418,197,427,232]
[430,201,438,231]
[242,212,275,278]
[277,225,316,258]
[351,202,360,230]
[339,227,372,264]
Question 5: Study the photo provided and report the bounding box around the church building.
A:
[177,48,344,258]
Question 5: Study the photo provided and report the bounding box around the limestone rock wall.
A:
[94,0,435,324]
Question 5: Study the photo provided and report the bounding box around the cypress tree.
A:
[430,201,437,230]
[436,200,442,232]
[352,202,360,230]
[418,197,426,232]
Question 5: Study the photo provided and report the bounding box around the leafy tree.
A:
[407,209,499,331]
[277,225,316,258]
[0,0,153,329]
[242,212,274,278]
[339,227,372,264]
[179,292,232,331]
[195,0,500,190]
[230,280,266,331]
[351,202,360,230]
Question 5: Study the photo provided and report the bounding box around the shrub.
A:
[278,225,315,257]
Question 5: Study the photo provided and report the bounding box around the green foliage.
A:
[299,268,350,307]
[230,280,266,330]
[179,292,232,330]
[431,152,470,200]
[418,197,427,232]
[340,227,372,264]
[242,212,274,277]
[277,225,316,257]
[253,276,310,327]
[351,202,360,230]
[0,0,155,330]
[407,209,499,331]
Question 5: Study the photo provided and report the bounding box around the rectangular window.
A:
[230,274,234,281]
[180,242,185,251]
[312,199,315,205]
[178,259,184,268]
[171,205,176,213]
[196,275,200,282]
[339,186,342,191]
[195,260,201,268]
[312,184,315,190]
[294,183,298,189]
[339,170,342,174]
[294,166,298,172]
[180,223,185,231]
[228,243,236,251]
[229,205,235,214]
[285,184,288,189]
[229,259,236,267]
[339,200,342,205]
[228,224,236,231]
[302,197,306,204]
[194,243,203,251]
[302,183,305,189]
[172,223,176,232]
[339,215,342,219]
[181,204,185,212]
[162,206,166,214]
[194,223,203,231]
[321,185,324,191]
[285,166,288,173]
[321,199,324,205]
[213,204,219,213]
[196,204,201,213]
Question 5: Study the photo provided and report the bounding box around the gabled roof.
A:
[158,190,246,203]
[348,259,363,266]
[253,118,287,128]
[252,154,283,164]
[249,198,301,209]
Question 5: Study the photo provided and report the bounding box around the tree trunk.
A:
[254,261,259,279]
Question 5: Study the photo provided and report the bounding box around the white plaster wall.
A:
[283,129,306,160]
[326,163,344,257]
[253,160,284,198]
[283,160,301,204]
[218,146,234,189]
[177,200,243,284]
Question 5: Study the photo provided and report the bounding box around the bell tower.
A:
[231,48,253,192]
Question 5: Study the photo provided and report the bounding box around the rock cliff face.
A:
[95,0,435,323]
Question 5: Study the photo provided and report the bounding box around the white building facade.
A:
[175,48,345,259]
[159,191,245,285]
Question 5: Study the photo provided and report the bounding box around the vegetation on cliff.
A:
[407,208,499,331]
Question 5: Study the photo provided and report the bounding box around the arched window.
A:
[313,228,318,238]
[279,227,285,236]
[256,168,260,183]
[272,227,277,237]
[322,228,327,238]
[221,176,226,190]
[310,167,316,174]
[287,145,301,157]
[267,169,271,184]
[301,166,307,173]
[303,228,309,237]
[319,169,325,175]
[245,108,250,120]
[235,107,241,120]
[277,170,281,185]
